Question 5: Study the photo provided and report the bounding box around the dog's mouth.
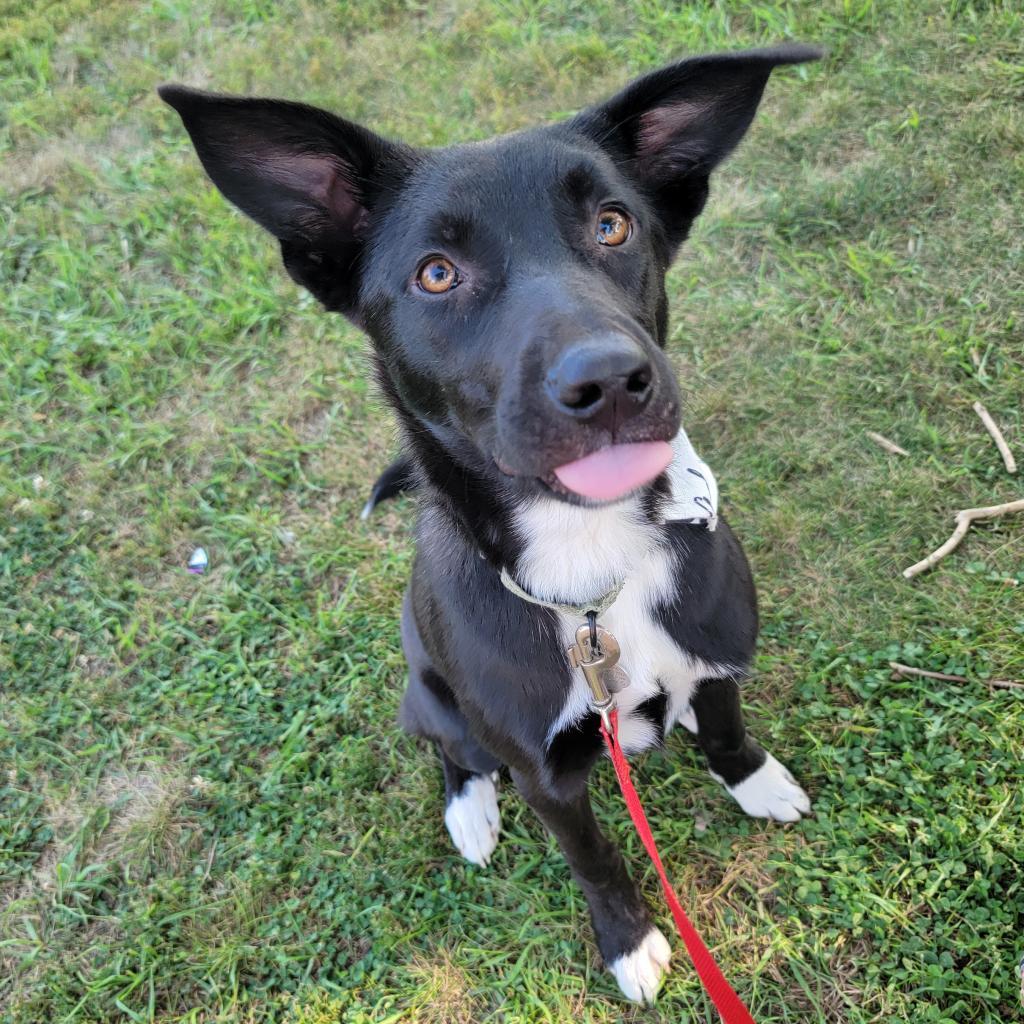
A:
[552,441,673,500]
[497,440,674,503]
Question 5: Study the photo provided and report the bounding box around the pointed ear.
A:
[158,85,416,316]
[572,44,821,251]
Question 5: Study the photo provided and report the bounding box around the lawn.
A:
[1,1,1022,1021]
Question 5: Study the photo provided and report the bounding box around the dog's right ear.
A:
[572,45,821,256]
[158,85,415,317]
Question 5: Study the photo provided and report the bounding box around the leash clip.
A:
[567,622,623,718]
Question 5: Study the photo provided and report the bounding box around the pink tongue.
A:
[553,441,673,501]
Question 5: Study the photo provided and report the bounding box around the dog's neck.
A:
[508,494,664,607]
[406,427,717,608]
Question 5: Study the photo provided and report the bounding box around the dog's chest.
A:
[512,495,727,754]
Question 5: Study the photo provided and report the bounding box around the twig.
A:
[866,431,909,456]
[973,401,1017,474]
[889,661,1024,691]
[889,661,966,682]
[902,498,1024,578]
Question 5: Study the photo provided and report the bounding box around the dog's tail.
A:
[361,456,418,519]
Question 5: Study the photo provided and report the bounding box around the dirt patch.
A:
[402,949,481,1024]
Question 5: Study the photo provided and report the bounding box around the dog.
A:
[160,43,818,1004]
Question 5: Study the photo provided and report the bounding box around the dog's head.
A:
[161,46,818,507]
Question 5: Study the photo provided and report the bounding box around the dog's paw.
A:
[444,772,500,866]
[713,754,811,822]
[609,926,671,1004]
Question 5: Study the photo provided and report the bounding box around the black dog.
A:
[161,44,818,1003]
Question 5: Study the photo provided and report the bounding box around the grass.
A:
[1,1,1022,1021]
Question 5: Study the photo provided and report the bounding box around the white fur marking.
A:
[714,754,811,822]
[513,493,657,608]
[511,449,740,754]
[610,926,672,1003]
[445,773,500,866]
[531,532,728,753]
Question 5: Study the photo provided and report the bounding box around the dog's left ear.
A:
[158,85,416,318]
[573,44,821,253]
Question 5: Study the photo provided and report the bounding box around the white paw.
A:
[609,926,672,1004]
[713,754,811,822]
[444,773,500,866]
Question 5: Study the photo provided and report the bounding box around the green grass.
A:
[2,1,1022,1021]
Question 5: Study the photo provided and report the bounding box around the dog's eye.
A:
[596,207,631,247]
[417,256,459,294]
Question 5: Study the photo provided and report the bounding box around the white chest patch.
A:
[511,433,739,753]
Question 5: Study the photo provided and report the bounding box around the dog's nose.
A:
[545,334,653,430]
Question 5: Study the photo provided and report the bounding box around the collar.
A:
[499,565,624,619]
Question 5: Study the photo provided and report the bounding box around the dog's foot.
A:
[713,754,811,822]
[444,772,500,866]
[609,926,672,1004]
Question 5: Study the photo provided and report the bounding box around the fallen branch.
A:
[902,498,1024,578]
[866,431,909,457]
[889,661,1024,691]
[973,401,1017,474]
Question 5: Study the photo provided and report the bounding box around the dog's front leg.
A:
[690,675,811,822]
[511,767,670,1003]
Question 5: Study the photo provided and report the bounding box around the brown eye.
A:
[596,207,631,246]
[417,256,459,294]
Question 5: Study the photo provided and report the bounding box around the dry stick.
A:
[973,401,1018,474]
[889,662,966,682]
[866,431,909,456]
[889,661,1024,691]
[902,498,1024,579]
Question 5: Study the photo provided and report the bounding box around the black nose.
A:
[545,334,653,430]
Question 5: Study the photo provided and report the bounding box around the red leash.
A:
[600,708,756,1024]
